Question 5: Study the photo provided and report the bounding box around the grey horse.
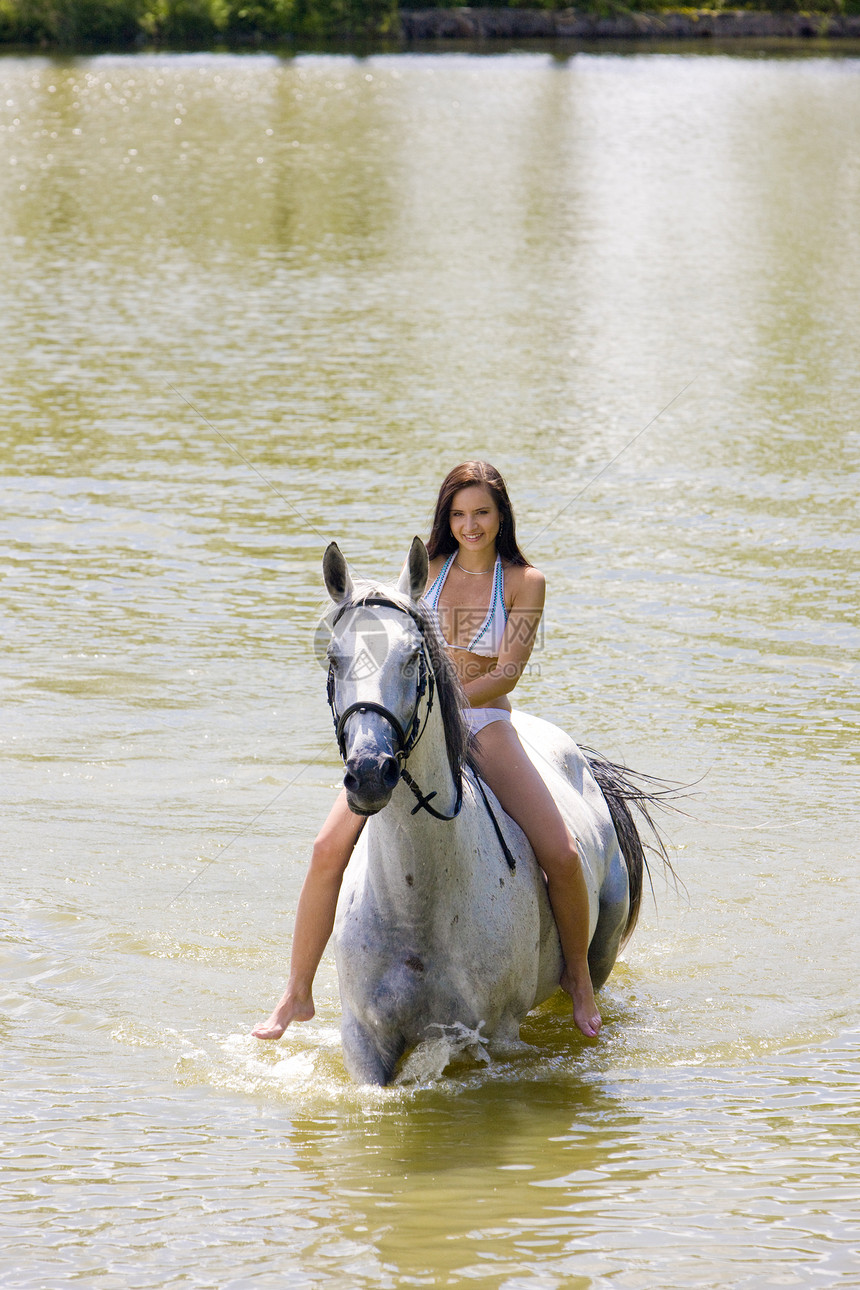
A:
[324,537,656,1086]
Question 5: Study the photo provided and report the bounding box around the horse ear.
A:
[397,536,428,602]
[323,542,354,603]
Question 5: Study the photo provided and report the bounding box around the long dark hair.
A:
[426,461,531,567]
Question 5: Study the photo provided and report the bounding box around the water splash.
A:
[173,1028,343,1100]
[395,1021,491,1086]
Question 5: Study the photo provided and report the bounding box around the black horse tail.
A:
[584,750,680,945]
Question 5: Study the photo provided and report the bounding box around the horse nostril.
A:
[343,769,359,793]
[380,756,400,791]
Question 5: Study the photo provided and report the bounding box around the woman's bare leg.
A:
[252,791,365,1040]
[472,722,601,1038]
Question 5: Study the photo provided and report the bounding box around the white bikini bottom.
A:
[462,707,512,736]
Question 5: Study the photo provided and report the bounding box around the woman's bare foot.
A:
[560,969,602,1039]
[251,988,315,1040]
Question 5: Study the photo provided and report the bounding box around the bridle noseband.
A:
[326,595,463,821]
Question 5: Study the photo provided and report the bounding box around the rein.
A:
[471,774,517,873]
[327,595,464,822]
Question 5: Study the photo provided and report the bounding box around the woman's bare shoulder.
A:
[503,562,545,605]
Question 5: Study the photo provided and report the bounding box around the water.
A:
[2,46,859,1289]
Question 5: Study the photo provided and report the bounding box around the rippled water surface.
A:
[2,46,859,1289]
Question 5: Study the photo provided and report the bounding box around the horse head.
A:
[323,538,431,816]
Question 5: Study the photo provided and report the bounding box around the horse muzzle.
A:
[342,750,402,815]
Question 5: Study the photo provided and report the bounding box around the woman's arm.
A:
[461,567,545,708]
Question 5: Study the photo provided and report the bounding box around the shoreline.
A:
[2,6,860,51]
[397,8,860,41]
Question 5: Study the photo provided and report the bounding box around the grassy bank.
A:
[1,0,858,48]
[0,0,397,46]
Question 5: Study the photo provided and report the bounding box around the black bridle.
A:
[326,596,464,821]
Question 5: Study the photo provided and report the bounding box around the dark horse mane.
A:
[335,583,675,945]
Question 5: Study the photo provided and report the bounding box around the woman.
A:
[252,462,601,1042]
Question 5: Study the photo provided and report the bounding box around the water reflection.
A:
[288,1074,636,1284]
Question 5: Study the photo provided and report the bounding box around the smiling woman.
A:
[421,464,606,1033]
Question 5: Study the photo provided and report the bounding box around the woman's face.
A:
[449,485,501,557]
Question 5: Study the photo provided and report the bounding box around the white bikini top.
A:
[424,553,508,658]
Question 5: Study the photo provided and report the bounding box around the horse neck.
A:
[402,694,462,818]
